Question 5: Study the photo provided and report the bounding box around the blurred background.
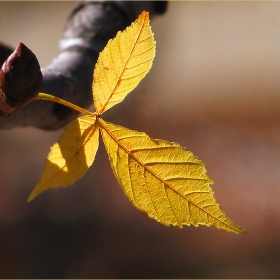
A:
[1,1,280,278]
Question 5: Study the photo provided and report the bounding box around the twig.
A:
[0,1,167,130]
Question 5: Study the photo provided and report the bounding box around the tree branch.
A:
[0,1,167,130]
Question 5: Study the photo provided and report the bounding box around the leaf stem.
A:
[35,93,95,116]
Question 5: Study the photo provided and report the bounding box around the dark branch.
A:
[0,1,167,130]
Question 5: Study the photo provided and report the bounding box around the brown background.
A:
[0,1,280,278]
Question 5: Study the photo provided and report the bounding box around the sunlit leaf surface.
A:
[93,11,155,114]
[99,119,245,234]
[28,115,99,201]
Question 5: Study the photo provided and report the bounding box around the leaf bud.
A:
[0,42,42,116]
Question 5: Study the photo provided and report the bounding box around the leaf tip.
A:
[236,227,247,234]
[224,220,247,234]
[140,10,149,18]
[26,186,42,202]
[26,191,36,203]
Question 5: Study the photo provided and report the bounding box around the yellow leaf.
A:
[27,115,99,201]
[99,119,245,234]
[93,11,155,115]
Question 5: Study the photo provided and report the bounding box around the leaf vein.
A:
[125,57,154,69]
[133,45,155,57]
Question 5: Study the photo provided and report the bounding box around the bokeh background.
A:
[1,1,280,278]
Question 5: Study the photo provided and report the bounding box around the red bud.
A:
[0,42,42,116]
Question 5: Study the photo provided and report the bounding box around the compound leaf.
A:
[29,11,245,234]
[28,115,99,201]
[99,118,246,234]
[93,11,155,115]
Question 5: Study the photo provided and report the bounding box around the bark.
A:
[0,1,167,130]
